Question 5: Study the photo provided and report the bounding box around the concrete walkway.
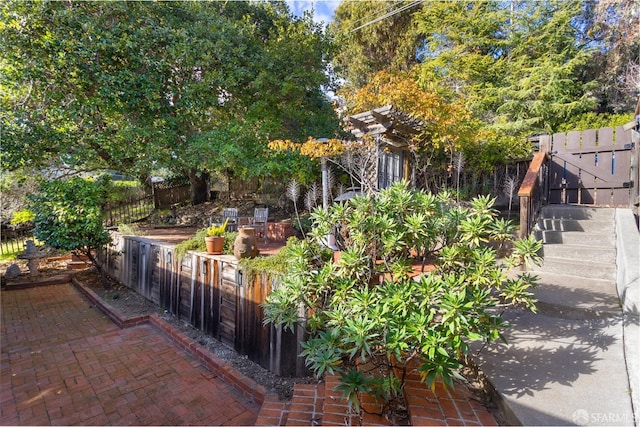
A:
[476,206,638,426]
[0,284,259,425]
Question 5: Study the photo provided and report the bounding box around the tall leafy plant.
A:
[263,181,541,415]
[27,176,113,288]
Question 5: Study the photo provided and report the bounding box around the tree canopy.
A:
[1,1,340,201]
[331,0,638,136]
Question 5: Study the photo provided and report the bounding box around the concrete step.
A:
[541,205,616,221]
[529,256,616,281]
[541,243,616,265]
[535,229,616,246]
[525,271,620,319]
[475,310,633,426]
[537,218,614,233]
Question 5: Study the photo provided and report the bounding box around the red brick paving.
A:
[256,370,497,426]
[1,284,259,426]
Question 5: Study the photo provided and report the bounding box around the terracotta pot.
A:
[233,227,259,260]
[205,236,225,254]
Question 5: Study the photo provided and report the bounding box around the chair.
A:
[252,207,268,242]
[222,208,239,232]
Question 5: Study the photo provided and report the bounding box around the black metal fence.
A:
[0,227,34,257]
[0,196,155,257]
[103,195,155,228]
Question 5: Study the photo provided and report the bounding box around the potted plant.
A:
[205,219,228,254]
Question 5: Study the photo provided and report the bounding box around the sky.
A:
[286,0,342,26]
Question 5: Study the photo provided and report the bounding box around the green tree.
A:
[586,0,639,113]
[414,0,597,135]
[344,69,531,190]
[328,0,422,89]
[1,1,339,203]
[329,0,635,137]
[27,176,112,288]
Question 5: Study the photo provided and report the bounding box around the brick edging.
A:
[71,277,150,328]
[3,274,74,290]
[71,277,268,406]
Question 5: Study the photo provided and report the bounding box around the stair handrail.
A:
[518,151,550,238]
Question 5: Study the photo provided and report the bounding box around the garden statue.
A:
[17,240,45,274]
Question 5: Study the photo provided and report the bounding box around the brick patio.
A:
[0,284,259,426]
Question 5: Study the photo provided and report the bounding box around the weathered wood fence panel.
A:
[153,183,191,208]
[100,233,307,377]
[548,126,635,206]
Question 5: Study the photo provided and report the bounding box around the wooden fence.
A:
[518,125,639,236]
[152,183,191,208]
[546,126,635,206]
[100,233,308,377]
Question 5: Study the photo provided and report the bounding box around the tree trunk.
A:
[81,249,111,290]
[188,170,210,205]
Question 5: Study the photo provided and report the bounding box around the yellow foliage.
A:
[268,137,345,158]
[344,69,473,155]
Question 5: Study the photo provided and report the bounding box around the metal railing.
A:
[0,227,34,257]
[1,196,155,257]
[103,195,154,228]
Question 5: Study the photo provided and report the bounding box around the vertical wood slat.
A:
[579,129,598,204]
[219,261,238,347]
[101,234,309,377]
[179,254,192,320]
[597,127,614,205]
[613,126,633,206]
[202,259,218,335]
[564,130,582,204]
[236,273,273,369]
[548,133,566,204]
[632,126,640,211]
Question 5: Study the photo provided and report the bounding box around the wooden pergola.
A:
[346,104,424,148]
[345,105,424,190]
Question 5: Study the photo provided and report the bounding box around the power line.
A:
[346,2,397,28]
[349,0,423,33]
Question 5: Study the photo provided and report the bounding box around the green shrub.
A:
[291,213,313,236]
[263,181,541,414]
[27,176,112,287]
[117,223,145,236]
[239,237,306,283]
[10,209,35,225]
[174,229,237,260]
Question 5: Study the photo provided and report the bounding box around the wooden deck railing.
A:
[518,151,549,238]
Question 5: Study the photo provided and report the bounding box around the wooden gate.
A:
[546,126,636,206]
